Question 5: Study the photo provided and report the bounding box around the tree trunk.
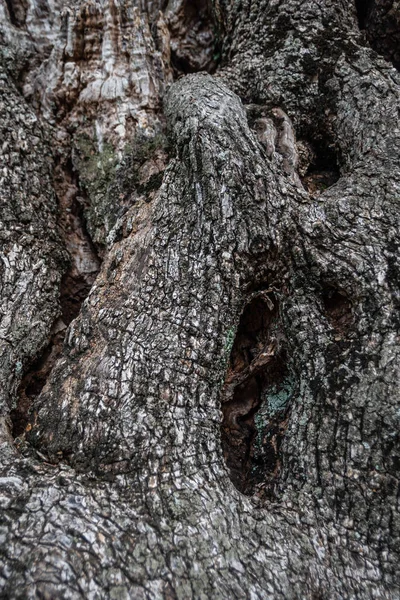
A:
[0,0,399,598]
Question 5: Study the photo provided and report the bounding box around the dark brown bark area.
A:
[359,0,400,69]
[0,0,399,598]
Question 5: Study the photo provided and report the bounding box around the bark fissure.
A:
[4,0,24,27]
[355,0,374,30]
[0,0,399,598]
[221,291,294,499]
[167,0,219,75]
[300,140,340,196]
[322,287,353,338]
[56,157,102,322]
[10,149,102,444]
[11,327,65,439]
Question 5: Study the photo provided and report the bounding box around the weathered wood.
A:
[0,0,399,597]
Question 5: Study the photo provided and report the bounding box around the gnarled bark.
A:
[0,0,399,598]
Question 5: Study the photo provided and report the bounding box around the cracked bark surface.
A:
[0,68,67,448]
[0,0,400,598]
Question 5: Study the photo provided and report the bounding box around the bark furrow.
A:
[0,0,399,598]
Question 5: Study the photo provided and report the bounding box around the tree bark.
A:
[0,0,399,598]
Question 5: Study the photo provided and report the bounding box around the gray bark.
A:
[0,0,399,598]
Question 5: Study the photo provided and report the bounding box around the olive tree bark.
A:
[0,0,399,598]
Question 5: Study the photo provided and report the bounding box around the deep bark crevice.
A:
[300,140,340,196]
[11,155,102,443]
[11,329,65,440]
[322,287,353,338]
[355,0,400,70]
[221,292,294,499]
[168,0,220,75]
[57,161,102,324]
[355,0,374,29]
[4,0,27,27]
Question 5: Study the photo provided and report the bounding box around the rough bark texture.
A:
[0,0,399,598]
[359,0,400,69]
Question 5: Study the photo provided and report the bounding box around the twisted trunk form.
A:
[0,0,399,598]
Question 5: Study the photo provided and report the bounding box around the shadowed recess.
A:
[4,0,27,27]
[168,0,220,74]
[11,157,101,443]
[220,292,295,499]
[300,139,340,196]
[11,333,65,439]
[322,287,353,337]
[355,0,374,29]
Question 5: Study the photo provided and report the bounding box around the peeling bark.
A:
[0,0,399,598]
